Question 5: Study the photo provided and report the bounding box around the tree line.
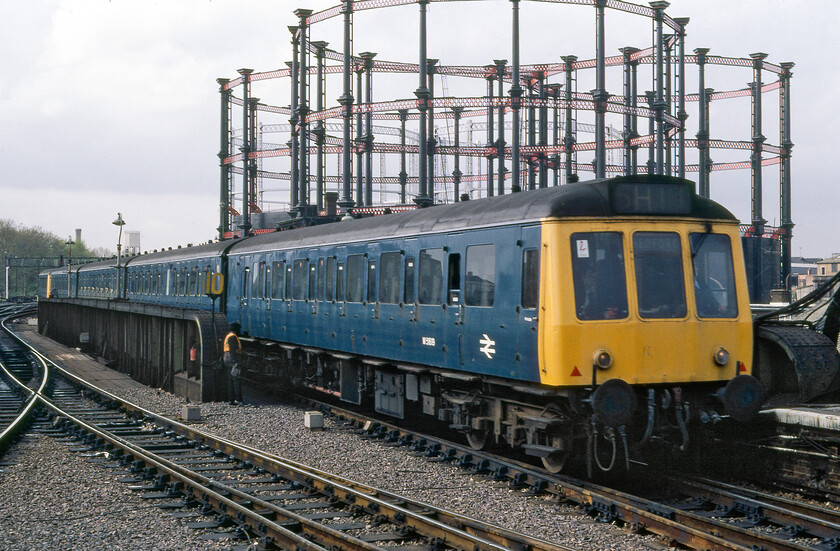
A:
[0,219,111,298]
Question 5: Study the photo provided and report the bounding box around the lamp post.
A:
[65,236,74,296]
[113,213,125,298]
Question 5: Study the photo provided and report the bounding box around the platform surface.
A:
[12,322,152,394]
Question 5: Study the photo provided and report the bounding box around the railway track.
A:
[0,304,43,456]
[3,315,573,551]
[7,312,840,550]
[297,397,840,551]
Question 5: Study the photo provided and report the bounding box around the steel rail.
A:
[0,306,47,451]
[13,330,574,551]
[286,398,837,551]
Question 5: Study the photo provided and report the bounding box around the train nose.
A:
[717,374,763,422]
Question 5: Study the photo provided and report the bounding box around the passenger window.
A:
[336,261,345,302]
[404,257,416,304]
[285,263,293,299]
[447,253,461,305]
[317,258,326,301]
[191,266,199,296]
[309,262,317,300]
[272,261,284,299]
[418,248,444,304]
[178,268,186,296]
[293,259,308,300]
[325,258,336,301]
[379,252,401,304]
[367,260,377,303]
[465,245,495,307]
[522,248,539,308]
[346,255,364,302]
[571,232,629,320]
[690,233,738,318]
[252,262,259,299]
[633,232,687,319]
[258,262,266,298]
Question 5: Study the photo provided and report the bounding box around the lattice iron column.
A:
[287,27,300,213]
[645,90,655,175]
[510,0,522,192]
[338,0,355,212]
[312,41,328,211]
[355,64,364,206]
[485,68,495,197]
[593,0,607,179]
[398,109,408,204]
[664,34,673,175]
[238,68,253,237]
[695,48,709,196]
[495,59,507,195]
[296,10,312,212]
[414,0,432,207]
[453,107,463,201]
[248,96,260,218]
[750,52,768,234]
[563,55,577,182]
[675,17,689,179]
[650,1,669,175]
[538,74,548,188]
[779,62,794,289]
[427,58,438,203]
[217,78,230,239]
[361,52,377,207]
[621,48,638,176]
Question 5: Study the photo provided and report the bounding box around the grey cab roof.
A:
[230,176,736,256]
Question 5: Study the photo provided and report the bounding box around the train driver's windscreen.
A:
[690,233,738,318]
[571,232,629,320]
[633,232,687,319]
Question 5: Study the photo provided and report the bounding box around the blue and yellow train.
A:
[41,175,767,473]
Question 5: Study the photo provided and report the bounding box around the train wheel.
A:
[541,451,570,474]
[466,429,490,450]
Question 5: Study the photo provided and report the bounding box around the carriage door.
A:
[516,225,541,380]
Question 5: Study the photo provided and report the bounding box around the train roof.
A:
[230,175,737,255]
[121,239,243,267]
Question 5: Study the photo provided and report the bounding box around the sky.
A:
[1,0,838,258]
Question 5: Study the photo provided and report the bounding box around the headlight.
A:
[594,349,612,370]
[714,347,730,367]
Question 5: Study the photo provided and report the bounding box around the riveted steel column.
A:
[453,107,463,201]
[645,90,655,175]
[664,34,673,175]
[313,41,328,211]
[427,58,438,203]
[621,48,637,176]
[750,52,768,234]
[495,59,506,195]
[563,55,577,183]
[248,96,260,218]
[217,78,230,239]
[288,29,300,213]
[296,10,312,212]
[593,0,607,179]
[675,17,689,179]
[338,0,355,213]
[238,68,253,237]
[355,65,364,206]
[549,85,561,186]
[650,1,669,175]
[527,77,536,190]
[361,52,377,207]
[695,48,710,196]
[538,74,548,188]
[398,109,408,204]
[780,62,794,288]
[485,69,495,197]
[414,0,432,207]
[510,0,522,192]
